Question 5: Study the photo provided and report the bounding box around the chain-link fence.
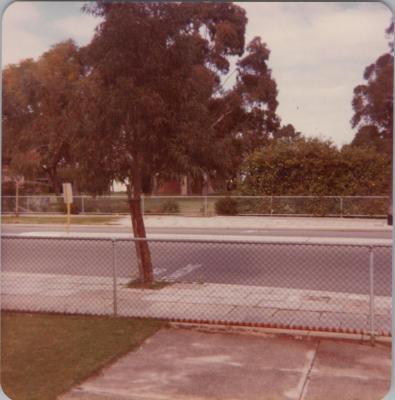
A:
[1,235,391,338]
[1,195,389,217]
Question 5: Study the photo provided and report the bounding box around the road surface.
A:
[2,224,392,296]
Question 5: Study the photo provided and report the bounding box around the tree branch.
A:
[210,109,233,129]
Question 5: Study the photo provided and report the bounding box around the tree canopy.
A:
[3,40,84,195]
[350,21,393,222]
[351,22,393,154]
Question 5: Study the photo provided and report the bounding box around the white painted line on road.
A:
[166,264,202,281]
[153,267,167,275]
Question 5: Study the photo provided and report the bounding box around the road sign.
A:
[62,183,73,232]
[62,183,73,204]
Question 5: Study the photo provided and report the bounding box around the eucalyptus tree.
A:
[81,2,279,282]
[351,22,394,223]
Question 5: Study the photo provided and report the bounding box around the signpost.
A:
[62,183,73,231]
[14,176,24,218]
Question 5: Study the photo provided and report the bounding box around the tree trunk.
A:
[388,158,393,225]
[127,166,153,283]
[386,136,393,225]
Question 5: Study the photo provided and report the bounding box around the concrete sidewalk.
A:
[60,328,391,400]
[14,230,392,245]
[119,215,392,231]
[2,272,391,335]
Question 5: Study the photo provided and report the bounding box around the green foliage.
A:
[350,23,393,219]
[240,138,339,196]
[342,197,388,217]
[145,199,180,214]
[236,197,271,214]
[239,138,391,197]
[81,2,249,185]
[2,40,86,195]
[351,52,393,154]
[215,197,238,215]
[273,124,302,142]
[351,22,393,156]
[351,125,384,151]
[83,197,129,214]
[158,199,180,214]
[76,2,283,199]
[338,145,391,195]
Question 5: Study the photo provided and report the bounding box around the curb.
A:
[2,222,392,232]
[170,322,392,344]
[8,231,392,246]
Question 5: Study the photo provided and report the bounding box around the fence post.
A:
[270,196,273,216]
[15,181,20,217]
[340,197,343,218]
[369,246,375,344]
[112,239,118,316]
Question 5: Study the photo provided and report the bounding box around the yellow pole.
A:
[66,202,71,232]
[15,181,19,218]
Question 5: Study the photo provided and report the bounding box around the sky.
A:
[2,1,393,146]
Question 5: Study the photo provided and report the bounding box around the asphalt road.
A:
[2,231,392,296]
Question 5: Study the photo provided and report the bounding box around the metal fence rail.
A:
[1,195,389,217]
[1,235,391,339]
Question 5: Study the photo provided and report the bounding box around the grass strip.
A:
[1,311,164,400]
[2,215,120,225]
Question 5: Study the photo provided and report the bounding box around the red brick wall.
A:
[158,180,181,195]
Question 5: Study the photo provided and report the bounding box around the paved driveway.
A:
[60,328,391,400]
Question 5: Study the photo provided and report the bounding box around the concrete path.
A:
[2,272,391,335]
[60,328,391,400]
[13,229,393,245]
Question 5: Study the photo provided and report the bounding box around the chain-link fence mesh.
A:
[371,245,392,335]
[342,197,389,217]
[1,236,117,315]
[1,195,389,217]
[1,235,392,337]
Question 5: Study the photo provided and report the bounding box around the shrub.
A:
[158,199,180,214]
[236,198,271,215]
[214,197,238,215]
[70,202,81,215]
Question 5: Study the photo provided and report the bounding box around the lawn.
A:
[1,312,165,400]
[1,215,120,225]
